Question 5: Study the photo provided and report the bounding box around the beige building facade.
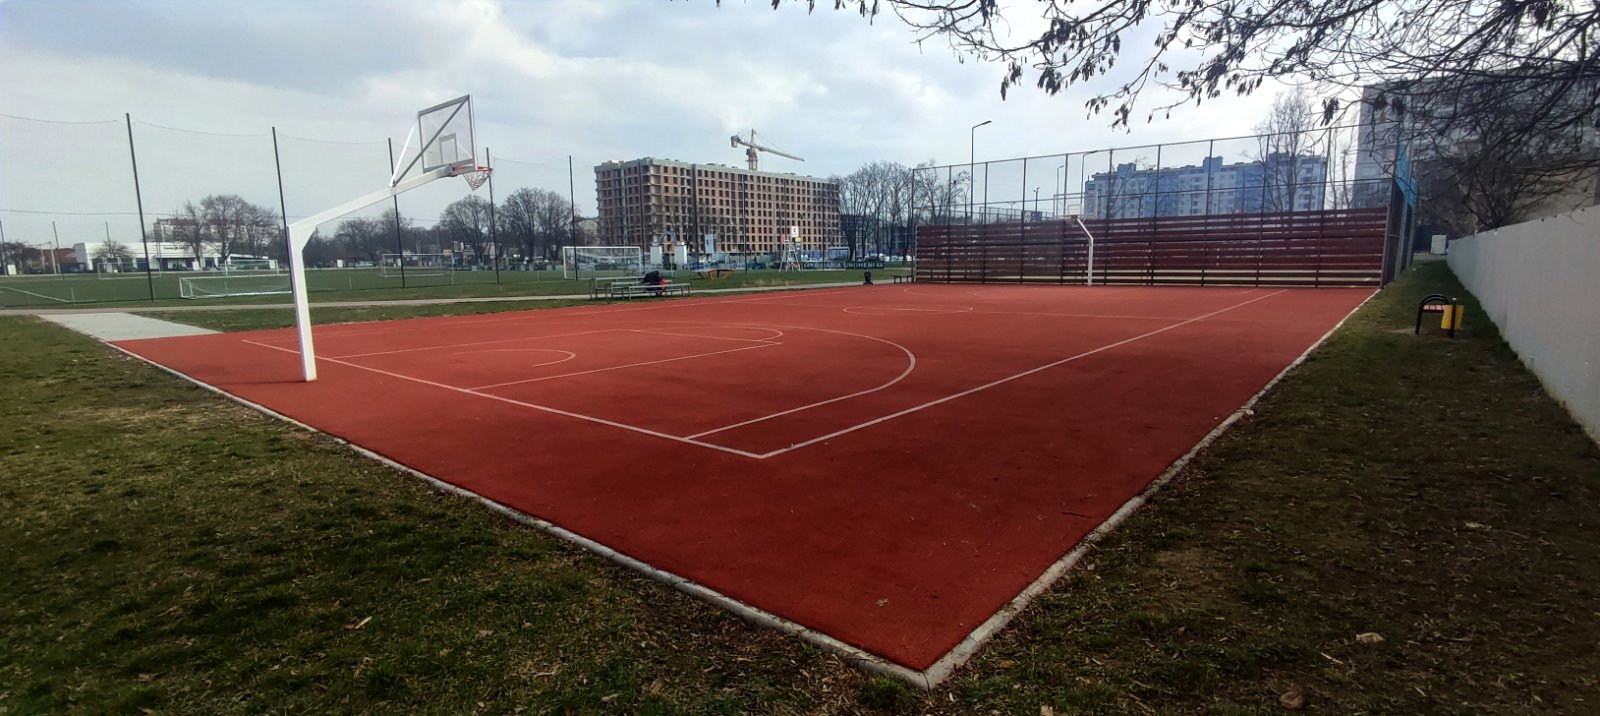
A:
[594,158,840,257]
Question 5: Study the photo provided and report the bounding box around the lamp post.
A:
[1055,161,1066,217]
[968,120,991,223]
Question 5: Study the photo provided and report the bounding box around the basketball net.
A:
[461,165,492,191]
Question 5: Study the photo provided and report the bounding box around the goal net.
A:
[179,274,293,299]
[222,257,280,273]
[380,253,453,277]
[562,246,644,279]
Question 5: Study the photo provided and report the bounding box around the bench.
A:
[605,281,690,300]
[891,274,915,284]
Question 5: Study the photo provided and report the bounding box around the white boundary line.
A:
[242,339,769,459]
[750,290,1287,458]
[449,347,577,369]
[0,284,72,303]
[842,304,974,316]
[468,343,778,391]
[325,328,619,359]
[93,338,930,688]
[75,286,1374,690]
[627,326,786,344]
[686,326,919,440]
[914,289,1379,686]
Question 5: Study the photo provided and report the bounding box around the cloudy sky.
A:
[1,0,1299,246]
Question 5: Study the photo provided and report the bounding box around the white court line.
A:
[842,304,974,316]
[237,288,1283,462]
[628,327,785,344]
[687,326,918,439]
[964,309,1202,321]
[450,348,577,369]
[0,285,72,303]
[468,343,778,391]
[310,328,619,359]
[749,289,1288,458]
[242,339,767,460]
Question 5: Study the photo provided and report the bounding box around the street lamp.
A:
[1055,161,1066,217]
[969,120,991,223]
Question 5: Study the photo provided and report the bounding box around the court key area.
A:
[113,283,1372,676]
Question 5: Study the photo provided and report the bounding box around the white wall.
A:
[1449,205,1600,441]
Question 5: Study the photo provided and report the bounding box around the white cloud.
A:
[0,0,1300,248]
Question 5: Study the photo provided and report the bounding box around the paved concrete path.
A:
[41,312,218,341]
[0,281,865,316]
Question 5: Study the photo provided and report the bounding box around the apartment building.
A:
[594,158,841,257]
[1083,154,1331,220]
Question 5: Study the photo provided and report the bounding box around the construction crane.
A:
[730,130,803,171]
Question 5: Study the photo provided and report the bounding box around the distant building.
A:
[1083,154,1329,219]
[1354,77,1600,219]
[594,158,840,257]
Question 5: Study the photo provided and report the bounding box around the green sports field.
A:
[0,267,881,308]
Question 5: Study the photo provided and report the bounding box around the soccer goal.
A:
[222,257,280,273]
[562,246,644,279]
[179,273,293,299]
[380,253,453,277]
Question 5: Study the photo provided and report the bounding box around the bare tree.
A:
[912,161,969,224]
[1251,91,1321,212]
[498,188,571,263]
[174,201,205,266]
[334,218,388,265]
[838,161,918,258]
[92,239,133,270]
[188,195,277,267]
[1416,108,1600,231]
[755,1,1599,160]
[379,207,427,256]
[439,195,493,266]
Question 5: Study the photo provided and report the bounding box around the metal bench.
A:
[605,281,690,300]
[892,274,915,284]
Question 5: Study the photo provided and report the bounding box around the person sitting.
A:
[641,269,664,294]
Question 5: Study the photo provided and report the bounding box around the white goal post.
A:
[380,253,452,277]
[562,246,644,279]
[180,274,292,299]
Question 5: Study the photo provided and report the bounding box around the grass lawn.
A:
[2,261,1595,714]
[0,268,878,309]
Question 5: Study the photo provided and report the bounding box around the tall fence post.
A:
[1201,139,1215,286]
[1255,156,1271,287]
[125,113,154,301]
[272,127,295,293]
[486,147,499,284]
[1018,159,1028,283]
[1148,144,1162,285]
[387,138,407,287]
[568,155,578,265]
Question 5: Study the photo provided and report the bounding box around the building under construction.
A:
[593,158,841,259]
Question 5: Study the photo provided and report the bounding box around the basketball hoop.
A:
[456,164,492,191]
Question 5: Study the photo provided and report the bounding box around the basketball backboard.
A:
[391,95,477,185]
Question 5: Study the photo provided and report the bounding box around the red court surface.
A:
[113,284,1371,674]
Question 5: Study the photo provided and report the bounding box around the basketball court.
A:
[111,282,1372,682]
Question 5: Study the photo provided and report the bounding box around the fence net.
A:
[0,111,593,307]
[912,123,1415,288]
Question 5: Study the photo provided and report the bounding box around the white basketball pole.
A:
[287,166,453,381]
